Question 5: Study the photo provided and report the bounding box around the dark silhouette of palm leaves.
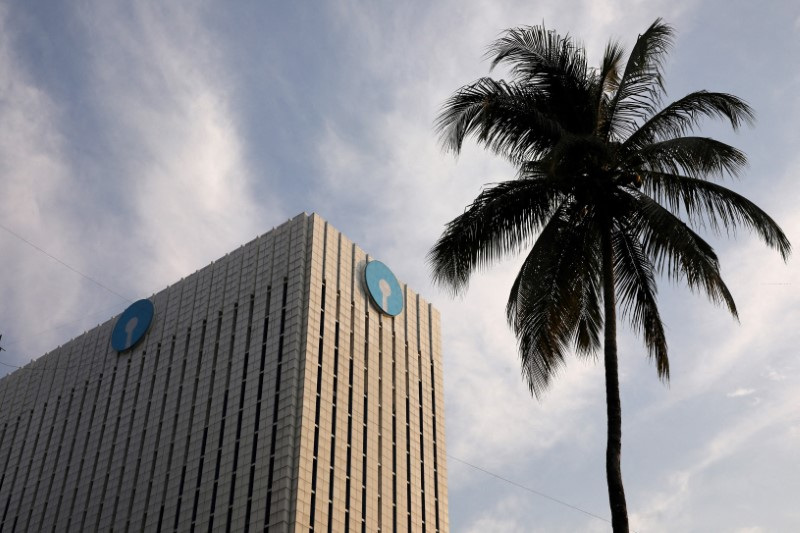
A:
[429,19,790,532]
[431,19,789,394]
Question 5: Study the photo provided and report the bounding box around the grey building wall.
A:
[0,213,448,533]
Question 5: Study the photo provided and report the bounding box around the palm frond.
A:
[604,19,674,140]
[627,136,748,179]
[432,18,791,408]
[429,177,563,293]
[593,40,625,135]
[624,91,755,148]
[486,25,597,136]
[540,133,609,184]
[488,25,589,86]
[612,221,669,378]
[506,202,601,396]
[435,78,565,160]
[641,172,791,258]
[624,192,738,317]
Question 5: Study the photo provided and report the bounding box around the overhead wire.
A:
[0,221,133,303]
[447,454,626,529]
[0,221,134,369]
[0,302,127,350]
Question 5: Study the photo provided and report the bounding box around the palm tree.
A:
[429,19,790,532]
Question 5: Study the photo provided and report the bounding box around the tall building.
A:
[0,214,448,532]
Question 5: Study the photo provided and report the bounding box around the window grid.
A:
[0,214,448,532]
[263,277,289,530]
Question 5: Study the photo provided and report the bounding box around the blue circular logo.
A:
[364,261,403,316]
[111,299,155,352]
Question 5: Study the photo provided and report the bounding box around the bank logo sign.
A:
[364,260,403,316]
[111,299,155,352]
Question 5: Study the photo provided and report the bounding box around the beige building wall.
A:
[292,215,448,533]
[0,213,447,533]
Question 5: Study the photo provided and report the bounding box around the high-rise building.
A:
[0,214,448,532]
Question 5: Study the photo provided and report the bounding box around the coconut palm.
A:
[429,19,790,532]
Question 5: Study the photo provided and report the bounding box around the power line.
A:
[0,222,135,371]
[0,303,126,351]
[448,453,636,531]
[0,221,132,303]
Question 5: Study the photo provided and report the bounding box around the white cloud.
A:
[726,388,755,398]
[765,366,787,382]
[631,388,800,530]
[0,5,99,366]
[459,492,545,533]
[463,513,528,533]
[76,1,280,290]
[0,1,281,366]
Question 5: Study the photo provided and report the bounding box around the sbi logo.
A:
[364,261,403,316]
[111,299,155,352]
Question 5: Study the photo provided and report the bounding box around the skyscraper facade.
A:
[0,213,448,532]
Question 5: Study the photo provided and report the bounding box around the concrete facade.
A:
[0,213,448,532]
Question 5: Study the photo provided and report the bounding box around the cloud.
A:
[631,385,800,530]
[0,1,283,367]
[765,367,787,382]
[461,494,530,533]
[79,2,277,288]
[0,4,97,368]
[726,388,755,398]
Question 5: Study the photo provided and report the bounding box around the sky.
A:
[1,1,799,531]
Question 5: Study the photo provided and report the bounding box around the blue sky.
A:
[1,1,799,531]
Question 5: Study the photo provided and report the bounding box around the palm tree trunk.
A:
[602,224,629,532]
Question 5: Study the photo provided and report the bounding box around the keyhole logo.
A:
[124,316,139,348]
[364,261,403,316]
[111,299,155,352]
[378,279,392,310]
